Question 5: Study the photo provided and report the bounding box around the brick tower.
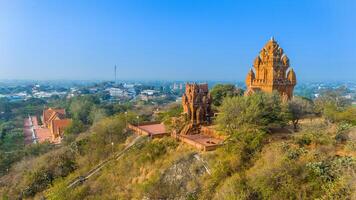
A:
[245,37,297,100]
[182,83,212,125]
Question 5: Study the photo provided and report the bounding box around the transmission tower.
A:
[114,65,117,84]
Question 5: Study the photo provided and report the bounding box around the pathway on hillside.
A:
[67,135,146,189]
[24,115,37,144]
[193,154,211,175]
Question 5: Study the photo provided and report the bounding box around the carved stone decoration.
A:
[182,83,213,125]
[245,37,297,100]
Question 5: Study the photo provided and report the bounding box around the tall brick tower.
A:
[245,37,297,100]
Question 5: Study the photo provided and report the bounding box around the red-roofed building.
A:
[50,119,71,142]
[42,108,66,127]
[127,122,170,138]
[42,108,71,143]
[24,108,72,145]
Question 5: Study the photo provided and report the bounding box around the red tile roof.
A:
[35,127,52,143]
[51,119,72,137]
[180,134,223,147]
[43,108,66,125]
[137,123,167,135]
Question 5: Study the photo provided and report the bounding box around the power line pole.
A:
[114,65,117,84]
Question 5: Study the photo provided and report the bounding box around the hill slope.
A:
[1,116,355,200]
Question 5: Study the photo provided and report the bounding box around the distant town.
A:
[0,80,355,106]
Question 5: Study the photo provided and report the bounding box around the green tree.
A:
[89,106,108,124]
[210,84,244,107]
[64,119,85,135]
[22,149,77,197]
[217,92,288,133]
[157,104,183,128]
[314,87,351,116]
[314,87,356,124]
[81,113,136,163]
[288,96,314,130]
[69,95,100,124]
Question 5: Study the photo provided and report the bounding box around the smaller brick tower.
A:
[182,83,213,125]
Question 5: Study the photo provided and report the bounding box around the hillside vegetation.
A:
[0,87,355,200]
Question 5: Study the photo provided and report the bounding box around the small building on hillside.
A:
[24,108,71,145]
[42,108,72,143]
[128,121,170,138]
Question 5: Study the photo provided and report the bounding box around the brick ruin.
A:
[182,83,213,125]
[245,37,297,100]
[179,83,212,135]
[175,83,223,150]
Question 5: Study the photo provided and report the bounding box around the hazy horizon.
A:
[1,0,356,81]
[0,78,355,85]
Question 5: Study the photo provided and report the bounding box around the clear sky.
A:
[0,0,355,81]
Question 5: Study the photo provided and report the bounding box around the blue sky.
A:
[0,0,355,81]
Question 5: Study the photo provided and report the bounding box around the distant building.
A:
[141,89,157,96]
[105,87,126,97]
[344,94,352,99]
[33,91,66,98]
[123,83,135,89]
[173,83,178,90]
[245,37,297,100]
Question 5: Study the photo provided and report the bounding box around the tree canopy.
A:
[217,92,289,134]
[210,84,244,107]
[288,96,314,130]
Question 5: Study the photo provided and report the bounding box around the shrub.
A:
[336,122,353,132]
[345,141,356,151]
[306,156,355,183]
[23,167,53,197]
[210,84,243,107]
[64,119,85,135]
[139,138,178,163]
[295,135,312,147]
[217,92,289,135]
[294,130,332,147]
[201,127,266,198]
[248,160,305,200]
[24,142,53,156]
[213,174,257,200]
[22,149,77,197]
[335,132,349,143]
[288,96,314,130]
[285,146,307,160]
